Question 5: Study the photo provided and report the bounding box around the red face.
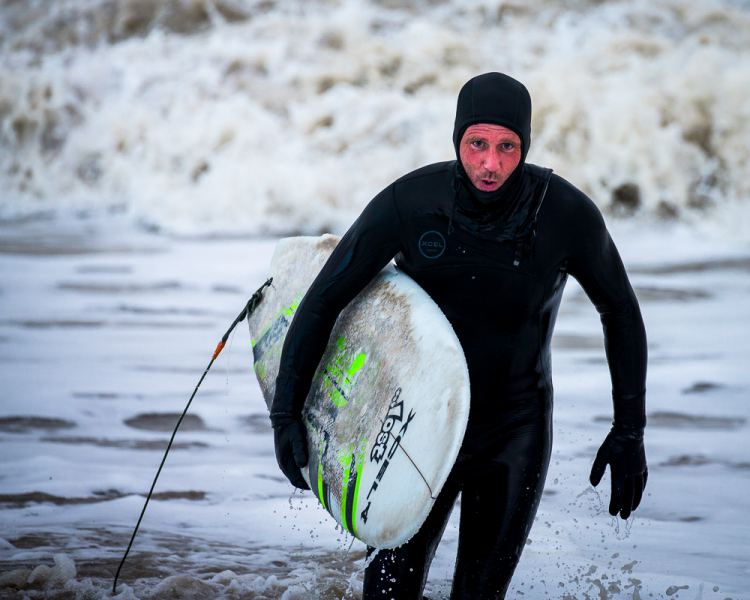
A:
[459,124,522,193]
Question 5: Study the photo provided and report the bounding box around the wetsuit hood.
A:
[452,72,532,205]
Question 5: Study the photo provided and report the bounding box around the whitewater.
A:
[1,0,749,598]
[2,0,750,235]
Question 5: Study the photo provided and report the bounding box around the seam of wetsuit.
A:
[536,266,551,397]
[532,183,560,398]
[448,174,459,235]
[531,168,552,225]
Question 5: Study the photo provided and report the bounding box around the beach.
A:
[1,0,749,597]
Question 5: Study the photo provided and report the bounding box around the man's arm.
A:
[270,184,402,489]
[566,189,648,520]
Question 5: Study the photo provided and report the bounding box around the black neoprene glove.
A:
[270,411,310,490]
[589,426,648,519]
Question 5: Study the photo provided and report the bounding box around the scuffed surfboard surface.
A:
[248,235,470,548]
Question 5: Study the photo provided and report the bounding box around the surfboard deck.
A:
[248,234,470,549]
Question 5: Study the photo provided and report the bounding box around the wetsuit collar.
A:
[452,162,544,244]
[455,159,526,207]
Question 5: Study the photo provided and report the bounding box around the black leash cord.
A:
[112,277,272,595]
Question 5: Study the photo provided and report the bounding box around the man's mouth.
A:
[478,178,499,189]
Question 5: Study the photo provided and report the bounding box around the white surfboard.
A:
[248,235,470,549]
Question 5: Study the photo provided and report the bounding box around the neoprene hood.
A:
[452,72,532,163]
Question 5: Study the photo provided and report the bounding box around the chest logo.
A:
[418,230,446,259]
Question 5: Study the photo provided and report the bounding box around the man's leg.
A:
[363,471,461,600]
[450,418,552,599]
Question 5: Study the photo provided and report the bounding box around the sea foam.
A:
[1,0,748,236]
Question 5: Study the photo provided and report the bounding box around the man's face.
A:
[459,124,522,193]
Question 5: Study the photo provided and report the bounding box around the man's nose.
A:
[482,149,501,171]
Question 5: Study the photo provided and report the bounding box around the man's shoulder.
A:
[391,161,455,189]
[389,162,456,218]
[547,172,581,195]
[540,169,599,211]
[539,169,606,230]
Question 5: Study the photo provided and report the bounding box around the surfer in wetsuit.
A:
[269,72,648,599]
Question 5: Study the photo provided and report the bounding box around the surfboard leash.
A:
[386,430,437,500]
[112,277,273,596]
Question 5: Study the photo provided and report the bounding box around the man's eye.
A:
[471,140,485,149]
[500,142,516,152]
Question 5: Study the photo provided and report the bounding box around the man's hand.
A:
[270,412,310,490]
[589,427,648,519]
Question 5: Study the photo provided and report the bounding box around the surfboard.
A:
[247,235,470,549]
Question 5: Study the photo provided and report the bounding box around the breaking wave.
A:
[1,0,749,235]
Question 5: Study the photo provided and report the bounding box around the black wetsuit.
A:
[270,73,647,599]
[273,160,646,598]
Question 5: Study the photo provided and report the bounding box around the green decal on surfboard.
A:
[349,444,367,536]
[308,428,331,513]
[253,293,304,348]
[251,293,304,376]
[322,336,367,408]
[339,447,353,533]
[317,465,327,512]
[338,443,367,537]
[282,298,301,318]
[317,438,330,513]
[253,361,266,380]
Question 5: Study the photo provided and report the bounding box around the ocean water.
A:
[0,220,748,599]
[1,0,749,235]
[1,1,749,598]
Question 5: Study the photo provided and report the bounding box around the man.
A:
[269,72,648,599]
